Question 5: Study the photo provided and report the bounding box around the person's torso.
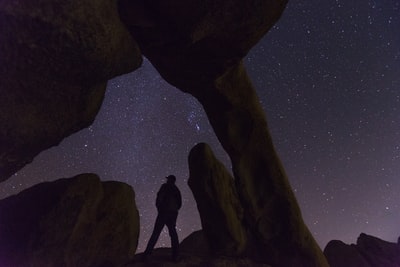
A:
[157,184,180,212]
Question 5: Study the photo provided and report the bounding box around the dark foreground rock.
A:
[324,233,400,267]
[127,246,271,267]
[0,173,139,267]
[188,143,328,266]
[0,0,142,181]
[127,252,271,267]
[188,143,246,256]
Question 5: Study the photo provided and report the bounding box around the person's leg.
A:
[165,212,179,260]
[144,213,165,255]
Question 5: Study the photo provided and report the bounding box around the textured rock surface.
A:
[324,233,400,267]
[188,143,246,256]
[0,173,139,267]
[0,0,142,181]
[193,61,328,267]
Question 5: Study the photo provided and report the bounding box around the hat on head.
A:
[166,175,176,183]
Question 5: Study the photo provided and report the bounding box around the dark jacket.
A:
[156,182,182,213]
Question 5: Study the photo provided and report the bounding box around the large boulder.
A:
[324,233,400,267]
[0,173,139,267]
[0,0,142,181]
[118,0,288,91]
[188,143,247,256]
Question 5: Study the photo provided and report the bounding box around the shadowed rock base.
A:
[0,173,139,267]
[188,143,247,256]
[126,248,272,267]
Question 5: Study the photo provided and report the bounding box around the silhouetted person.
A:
[144,175,182,261]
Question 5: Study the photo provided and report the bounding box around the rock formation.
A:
[0,0,330,265]
[188,143,246,256]
[119,1,328,265]
[118,0,289,91]
[0,0,142,180]
[324,240,371,267]
[324,233,400,267]
[0,173,139,267]
[188,143,328,266]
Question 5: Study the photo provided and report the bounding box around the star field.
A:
[1,0,399,252]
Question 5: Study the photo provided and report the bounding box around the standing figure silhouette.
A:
[144,175,182,261]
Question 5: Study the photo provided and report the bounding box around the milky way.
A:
[1,0,399,252]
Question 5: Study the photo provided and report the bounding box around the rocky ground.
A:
[124,248,271,267]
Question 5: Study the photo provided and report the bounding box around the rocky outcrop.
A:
[324,233,400,267]
[0,0,142,181]
[118,0,288,91]
[188,143,247,256]
[0,173,139,267]
[324,240,371,267]
[188,143,328,266]
[120,1,328,265]
[1,0,329,265]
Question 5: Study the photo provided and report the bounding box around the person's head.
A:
[166,175,176,184]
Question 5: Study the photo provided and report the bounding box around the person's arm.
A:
[176,187,182,210]
[156,185,166,210]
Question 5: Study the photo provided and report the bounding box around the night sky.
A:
[1,0,399,252]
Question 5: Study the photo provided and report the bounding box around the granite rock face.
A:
[188,143,247,256]
[0,173,139,267]
[324,233,400,267]
[0,0,142,181]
